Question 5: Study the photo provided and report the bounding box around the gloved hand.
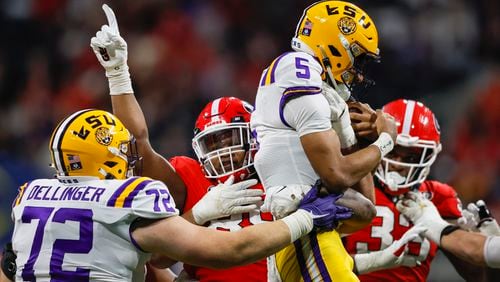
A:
[396,192,451,246]
[191,176,261,225]
[90,4,132,95]
[261,185,310,219]
[322,82,357,149]
[297,186,353,231]
[458,200,500,236]
[1,242,16,281]
[354,224,427,274]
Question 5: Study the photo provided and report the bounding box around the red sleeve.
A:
[420,181,462,219]
[169,156,215,212]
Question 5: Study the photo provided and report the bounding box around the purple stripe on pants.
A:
[294,238,312,282]
[310,232,332,282]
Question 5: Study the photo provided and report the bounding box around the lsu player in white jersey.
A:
[251,1,399,281]
[10,109,354,282]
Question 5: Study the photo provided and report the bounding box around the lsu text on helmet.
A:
[376,99,442,195]
[192,97,257,183]
[49,109,141,180]
[292,1,380,95]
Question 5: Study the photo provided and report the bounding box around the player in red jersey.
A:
[90,4,373,281]
[343,99,484,281]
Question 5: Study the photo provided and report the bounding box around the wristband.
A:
[107,65,133,95]
[439,225,460,242]
[281,209,313,242]
[371,132,394,157]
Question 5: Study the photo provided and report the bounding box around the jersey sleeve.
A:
[270,52,331,135]
[105,177,179,220]
[273,52,323,90]
[424,181,462,219]
[283,94,332,136]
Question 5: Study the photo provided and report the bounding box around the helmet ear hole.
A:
[328,45,341,57]
[104,161,118,168]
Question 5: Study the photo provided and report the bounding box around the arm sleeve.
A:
[484,236,500,268]
[283,94,332,136]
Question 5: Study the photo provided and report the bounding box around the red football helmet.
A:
[375,99,442,195]
[192,97,257,182]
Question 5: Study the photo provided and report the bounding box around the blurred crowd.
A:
[0,0,498,266]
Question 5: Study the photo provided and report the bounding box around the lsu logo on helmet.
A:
[49,109,140,180]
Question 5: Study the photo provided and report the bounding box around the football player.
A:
[398,192,500,269]
[10,109,343,281]
[344,99,485,280]
[90,4,375,281]
[251,1,399,281]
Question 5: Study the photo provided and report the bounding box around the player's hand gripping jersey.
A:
[343,181,462,282]
[170,156,273,281]
[12,176,177,282]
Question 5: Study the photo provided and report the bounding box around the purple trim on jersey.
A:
[294,238,312,282]
[310,232,332,282]
[260,69,268,86]
[106,177,137,207]
[129,225,147,253]
[122,179,153,208]
[279,86,322,128]
[269,52,291,84]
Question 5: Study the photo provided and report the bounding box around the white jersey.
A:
[251,51,331,189]
[11,176,178,282]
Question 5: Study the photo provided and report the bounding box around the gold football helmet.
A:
[292,1,380,97]
[49,109,141,180]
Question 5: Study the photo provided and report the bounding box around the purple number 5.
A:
[295,57,311,79]
[21,207,93,281]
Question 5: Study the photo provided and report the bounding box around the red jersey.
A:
[343,180,462,282]
[169,156,273,282]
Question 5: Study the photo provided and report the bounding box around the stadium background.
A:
[0,0,498,280]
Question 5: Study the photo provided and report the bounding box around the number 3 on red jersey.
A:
[355,205,431,261]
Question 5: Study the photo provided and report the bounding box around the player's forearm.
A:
[351,173,375,203]
[302,130,378,193]
[208,220,293,268]
[111,94,150,142]
[441,230,486,266]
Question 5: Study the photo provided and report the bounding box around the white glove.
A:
[396,192,451,246]
[458,200,500,236]
[457,203,480,231]
[354,224,427,274]
[90,4,132,95]
[261,185,310,219]
[322,82,357,149]
[191,176,262,225]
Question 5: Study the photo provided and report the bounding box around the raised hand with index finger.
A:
[90,4,132,95]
